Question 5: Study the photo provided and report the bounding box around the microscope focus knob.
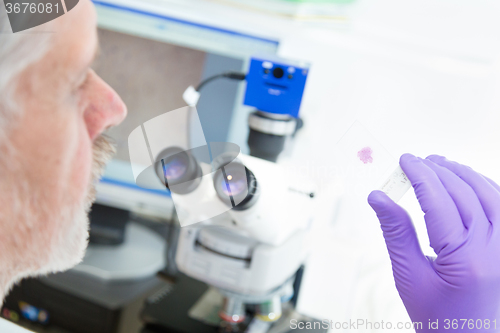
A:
[198,227,258,260]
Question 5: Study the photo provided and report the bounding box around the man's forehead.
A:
[53,1,98,73]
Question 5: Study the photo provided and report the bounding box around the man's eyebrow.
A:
[78,43,99,78]
[74,42,100,84]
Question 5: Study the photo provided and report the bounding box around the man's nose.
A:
[84,70,127,141]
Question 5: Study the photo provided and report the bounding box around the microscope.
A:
[136,56,321,333]
[171,151,315,326]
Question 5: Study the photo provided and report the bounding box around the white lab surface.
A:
[277,2,500,331]
[97,0,500,332]
[0,319,32,332]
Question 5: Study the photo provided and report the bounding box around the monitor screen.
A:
[91,0,279,217]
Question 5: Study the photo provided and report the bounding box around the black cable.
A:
[195,71,246,91]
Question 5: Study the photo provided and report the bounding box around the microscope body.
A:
[131,55,313,329]
[174,56,312,327]
[175,224,307,296]
[174,153,315,324]
[175,154,315,289]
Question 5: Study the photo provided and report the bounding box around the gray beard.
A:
[0,135,116,302]
[87,135,117,212]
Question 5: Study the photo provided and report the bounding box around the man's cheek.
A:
[70,136,93,202]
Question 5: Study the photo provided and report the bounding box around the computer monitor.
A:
[92,0,279,218]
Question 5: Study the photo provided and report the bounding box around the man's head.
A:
[0,0,126,297]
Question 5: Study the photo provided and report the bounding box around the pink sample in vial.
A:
[357,147,373,164]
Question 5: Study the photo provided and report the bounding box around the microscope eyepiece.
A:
[162,152,189,182]
[218,166,247,198]
[154,147,202,194]
[213,161,259,210]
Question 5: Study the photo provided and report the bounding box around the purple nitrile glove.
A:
[368,154,500,332]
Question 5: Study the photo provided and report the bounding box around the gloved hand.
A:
[368,154,500,332]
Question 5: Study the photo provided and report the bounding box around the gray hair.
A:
[0,6,54,133]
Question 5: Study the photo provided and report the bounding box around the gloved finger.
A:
[420,158,489,234]
[368,190,429,290]
[427,155,500,225]
[400,154,465,254]
[484,176,500,193]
